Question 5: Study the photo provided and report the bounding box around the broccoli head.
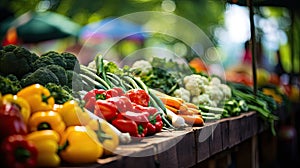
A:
[0,45,39,78]
[45,64,68,86]
[66,70,83,91]
[20,67,60,88]
[31,56,55,71]
[45,83,74,104]
[61,52,80,72]
[40,51,67,69]
[0,74,22,95]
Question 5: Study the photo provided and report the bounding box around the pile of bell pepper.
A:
[83,87,164,139]
[0,84,120,167]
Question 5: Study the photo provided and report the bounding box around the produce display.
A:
[0,44,282,167]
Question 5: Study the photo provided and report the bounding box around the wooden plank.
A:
[220,119,229,150]
[157,145,179,168]
[177,131,197,168]
[121,146,157,168]
[208,122,222,156]
[228,117,242,148]
[194,125,211,163]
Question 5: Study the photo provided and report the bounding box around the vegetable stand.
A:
[61,111,272,168]
[0,44,283,168]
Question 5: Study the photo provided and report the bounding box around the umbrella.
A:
[79,17,147,44]
[0,11,81,44]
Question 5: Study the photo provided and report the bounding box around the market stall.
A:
[0,43,285,167]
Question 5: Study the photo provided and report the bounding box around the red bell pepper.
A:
[0,103,27,141]
[132,103,158,115]
[111,118,139,137]
[106,96,133,112]
[146,122,157,136]
[118,111,149,124]
[117,111,149,137]
[0,134,38,168]
[83,89,105,112]
[84,88,126,112]
[154,114,163,133]
[105,88,121,98]
[147,114,163,135]
[111,87,125,96]
[94,100,119,121]
[125,89,150,107]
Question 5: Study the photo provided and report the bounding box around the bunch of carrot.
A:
[158,96,204,126]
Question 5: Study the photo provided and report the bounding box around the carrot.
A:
[165,104,179,114]
[179,108,201,115]
[184,102,199,109]
[178,114,204,126]
[178,104,189,114]
[160,96,183,109]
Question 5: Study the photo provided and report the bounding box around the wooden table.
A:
[62,111,270,168]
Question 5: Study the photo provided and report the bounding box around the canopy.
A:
[0,11,81,44]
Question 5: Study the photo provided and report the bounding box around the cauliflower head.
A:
[131,60,153,76]
[192,94,217,107]
[183,74,209,96]
[204,85,224,106]
[173,87,191,102]
[218,84,232,99]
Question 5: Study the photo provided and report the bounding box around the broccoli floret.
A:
[41,51,67,69]
[31,56,55,71]
[0,74,22,95]
[20,67,60,87]
[45,65,68,86]
[45,83,74,104]
[61,52,80,72]
[0,45,39,78]
[66,70,83,91]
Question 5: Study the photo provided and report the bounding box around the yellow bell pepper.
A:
[1,94,31,123]
[17,84,55,113]
[59,126,103,164]
[59,100,91,126]
[26,130,61,167]
[95,120,119,156]
[28,111,66,136]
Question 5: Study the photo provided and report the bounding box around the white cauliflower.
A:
[192,94,217,107]
[183,74,209,96]
[209,77,221,86]
[130,60,153,76]
[204,85,224,105]
[218,84,232,99]
[173,87,191,102]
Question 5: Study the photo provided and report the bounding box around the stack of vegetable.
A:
[128,58,280,135]
[80,55,187,132]
[83,87,165,139]
[0,45,83,104]
[0,84,121,167]
[227,82,279,135]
